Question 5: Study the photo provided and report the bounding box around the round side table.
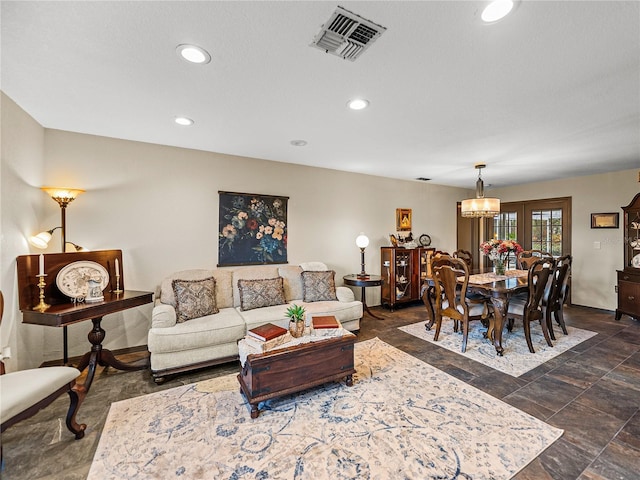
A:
[343,274,383,320]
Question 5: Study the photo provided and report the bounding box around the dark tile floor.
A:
[1,304,638,479]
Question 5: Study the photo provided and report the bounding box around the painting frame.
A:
[396,208,412,231]
[591,212,619,229]
[218,191,289,266]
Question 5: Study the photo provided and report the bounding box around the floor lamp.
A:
[41,187,85,364]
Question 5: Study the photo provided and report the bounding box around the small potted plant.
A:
[285,304,306,338]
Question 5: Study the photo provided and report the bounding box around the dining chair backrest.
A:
[453,249,473,268]
[524,258,555,321]
[518,250,552,269]
[432,256,469,321]
[548,254,572,306]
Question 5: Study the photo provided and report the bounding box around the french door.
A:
[478,197,571,265]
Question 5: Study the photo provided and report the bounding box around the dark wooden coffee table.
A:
[238,334,356,418]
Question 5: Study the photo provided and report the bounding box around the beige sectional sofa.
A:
[148,262,362,383]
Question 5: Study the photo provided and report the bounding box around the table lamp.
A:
[356,233,370,278]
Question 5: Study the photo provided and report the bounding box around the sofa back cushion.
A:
[278,265,304,301]
[237,277,287,311]
[301,270,338,302]
[232,266,280,307]
[161,269,234,309]
[172,277,219,322]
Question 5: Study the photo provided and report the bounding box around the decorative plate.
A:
[633,254,640,268]
[419,234,432,247]
[56,261,109,299]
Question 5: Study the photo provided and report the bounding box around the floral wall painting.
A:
[396,208,412,231]
[218,191,289,266]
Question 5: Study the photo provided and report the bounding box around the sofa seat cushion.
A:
[238,304,293,331]
[301,300,363,326]
[148,307,245,354]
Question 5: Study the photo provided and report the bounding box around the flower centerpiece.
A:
[285,304,306,338]
[479,239,523,275]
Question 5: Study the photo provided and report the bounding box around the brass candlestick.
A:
[33,274,51,312]
[113,274,123,294]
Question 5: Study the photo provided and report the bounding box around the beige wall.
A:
[493,172,639,310]
[1,93,47,371]
[2,94,465,368]
[2,92,637,369]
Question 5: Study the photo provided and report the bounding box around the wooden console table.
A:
[17,251,153,392]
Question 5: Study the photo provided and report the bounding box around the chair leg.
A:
[556,308,568,335]
[461,320,469,353]
[433,313,443,342]
[507,317,514,332]
[523,320,535,353]
[539,317,554,348]
[546,309,556,341]
[65,382,87,440]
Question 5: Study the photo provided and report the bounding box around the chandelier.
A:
[460,164,500,218]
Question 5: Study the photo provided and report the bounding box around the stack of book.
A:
[311,315,342,337]
[243,323,291,352]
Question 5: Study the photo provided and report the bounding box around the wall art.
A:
[218,191,288,266]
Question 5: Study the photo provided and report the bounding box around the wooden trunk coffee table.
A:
[238,334,356,418]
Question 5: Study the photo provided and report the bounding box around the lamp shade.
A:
[41,187,85,207]
[29,231,53,249]
[355,233,370,249]
[460,197,501,218]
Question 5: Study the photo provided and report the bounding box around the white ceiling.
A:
[2,1,639,188]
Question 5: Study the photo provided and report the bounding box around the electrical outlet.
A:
[1,346,11,359]
[593,241,601,249]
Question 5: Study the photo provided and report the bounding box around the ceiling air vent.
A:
[311,6,386,61]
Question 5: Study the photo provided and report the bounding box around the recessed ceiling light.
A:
[347,98,369,110]
[290,140,308,147]
[174,116,194,126]
[176,44,211,64]
[481,0,514,23]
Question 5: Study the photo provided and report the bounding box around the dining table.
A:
[421,268,529,356]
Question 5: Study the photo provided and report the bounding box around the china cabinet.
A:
[381,247,435,310]
[616,192,640,321]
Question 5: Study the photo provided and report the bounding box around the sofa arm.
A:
[152,304,177,328]
[335,286,355,303]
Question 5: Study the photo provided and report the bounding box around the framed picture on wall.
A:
[396,208,412,231]
[218,191,289,266]
[591,212,619,229]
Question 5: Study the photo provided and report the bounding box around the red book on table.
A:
[312,315,340,329]
[247,323,288,342]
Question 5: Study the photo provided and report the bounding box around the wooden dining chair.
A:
[453,249,473,268]
[545,254,572,340]
[432,256,491,352]
[0,290,87,464]
[517,250,552,269]
[507,258,555,353]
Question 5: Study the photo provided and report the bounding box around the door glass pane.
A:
[492,212,519,268]
[531,208,563,256]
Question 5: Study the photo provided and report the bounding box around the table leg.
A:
[488,296,507,356]
[422,285,435,330]
[361,286,383,319]
[345,374,353,387]
[75,316,149,392]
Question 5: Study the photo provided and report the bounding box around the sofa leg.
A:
[152,375,166,385]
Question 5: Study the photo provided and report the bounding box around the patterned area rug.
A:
[88,338,562,479]
[400,320,597,377]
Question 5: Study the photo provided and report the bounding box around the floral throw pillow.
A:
[302,270,338,302]
[172,277,219,322]
[238,277,286,311]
